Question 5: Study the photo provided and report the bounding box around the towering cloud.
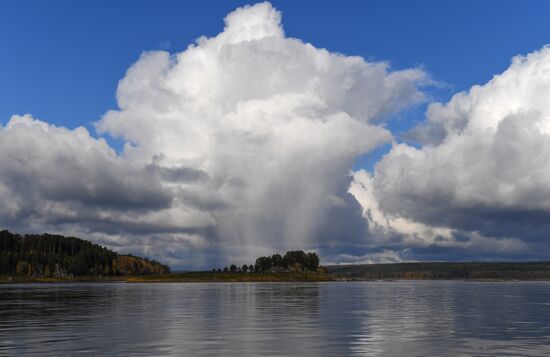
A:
[352,47,550,261]
[0,2,428,268]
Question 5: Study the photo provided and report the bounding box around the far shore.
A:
[0,272,339,284]
[4,271,550,284]
[0,275,127,284]
[6,261,550,284]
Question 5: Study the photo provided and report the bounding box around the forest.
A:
[0,230,169,278]
[326,262,550,280]
[214,250,321,273]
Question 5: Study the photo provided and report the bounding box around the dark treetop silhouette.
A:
[0,230,169,278]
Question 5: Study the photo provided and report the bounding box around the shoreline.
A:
[3,273,550,284]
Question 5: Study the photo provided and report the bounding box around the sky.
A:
[1,1,550,269]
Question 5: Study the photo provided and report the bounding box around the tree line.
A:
[0,230,169,277]
[326,262,550,280]
[214,250,320,273]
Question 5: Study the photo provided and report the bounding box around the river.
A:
[1,281,550,356]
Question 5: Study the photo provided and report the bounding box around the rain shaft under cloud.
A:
[5,2,550,268]
[0,2,428,268]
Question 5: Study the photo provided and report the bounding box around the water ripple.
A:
[1,281,550,356]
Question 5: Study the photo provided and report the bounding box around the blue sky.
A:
[2,0,549,158]
[2,1,550,267]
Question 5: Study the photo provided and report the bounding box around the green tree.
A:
[283,251,307,270]
[230,264,237,272]
[0,230,169,277]
[306,252,320,272]
[254,256,272,272]
[271,254,283,267]
[242,264,248,272]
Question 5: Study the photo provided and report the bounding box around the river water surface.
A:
[1,281,550,356]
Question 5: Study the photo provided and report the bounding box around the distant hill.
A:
[326,262,550,280]
[0,230,170,278]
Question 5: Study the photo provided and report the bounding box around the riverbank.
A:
[0,272,338,283]
[0,275,127,284]
[6,261,550,283]
[126,272,338,283]
[326,261,550,280]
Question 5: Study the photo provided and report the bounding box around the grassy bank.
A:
[0,275,127,284]
[0,272,337,283]
[126,271,338,283]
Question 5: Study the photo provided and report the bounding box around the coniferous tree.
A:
[0,230,169,277]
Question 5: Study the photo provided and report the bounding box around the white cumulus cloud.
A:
[351,46,550,261]
[0,2,428,268]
